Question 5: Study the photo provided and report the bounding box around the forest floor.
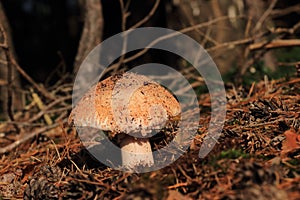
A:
[0,76,300,199]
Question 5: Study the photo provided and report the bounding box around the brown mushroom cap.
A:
[69,72,181,137]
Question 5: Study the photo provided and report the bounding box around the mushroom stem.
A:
[120,135,154,169]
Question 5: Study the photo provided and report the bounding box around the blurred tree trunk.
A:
[166,0,245,74]
[243,0,277,74]
[0,1,22,119]
[73,0,103,73]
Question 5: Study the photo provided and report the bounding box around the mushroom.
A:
[69,72,181,170]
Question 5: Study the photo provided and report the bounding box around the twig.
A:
[123,15,245,64]
[45,106,72,115]
[50,82,73,95]
[167,182,188,189]
[0,24,22,132]
[273,21,300,35]
[249,39,300,50]
[254,0,277,31]
[129,0,160,29]
[12,58,55,100]
[105,16,245,75]
[28,95,72,123]
[271,4,300,18]
[207,37,253,52]
[104,0,161,75]
[110,0,129,74]
[50,139,61,161]
[5,121,45,127]
[45,52,67,86]
[179,0,219,46]
[278,61,300,66]
[247,82,256,99]
[240,44,270,75]
[177,165,192,181]
[0,124,58,154]
[1,25,51,100]
[31,89,53,125]
[119,0,127,31]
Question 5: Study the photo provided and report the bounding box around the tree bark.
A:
[0,1,22,119]
[73,0,104,74]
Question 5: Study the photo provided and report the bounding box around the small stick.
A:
[247,82,256,99]
[167,182,188,189]
[249,39,300,50]
[31,89,53,125]
[12,58,55,100]
[254,0,278,31]
[0,124,58,154]
[123,15,245,64]
[129,0,160,29]
[28,95,71,123]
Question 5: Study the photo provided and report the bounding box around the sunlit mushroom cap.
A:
[69,72,181,137]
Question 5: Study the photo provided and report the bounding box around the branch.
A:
[254,0,277,31]
[249,39,300,50]
[129,0,160,29]
[207,37,253,52]
[273,21,300,35]
[104,0,161,75]
[271,4,300,18]
[12,56,55,100]
[28,95,71,123]
[123,15,245,64]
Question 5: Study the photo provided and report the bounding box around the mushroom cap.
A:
[69,72,181,137]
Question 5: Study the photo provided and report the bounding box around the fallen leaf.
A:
[281,129,300,155]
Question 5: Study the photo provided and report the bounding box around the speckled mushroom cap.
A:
[69,72,181,137]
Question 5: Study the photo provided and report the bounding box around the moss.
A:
[275,47,300,63]
[206,149,252,171]
[218,149,251,160]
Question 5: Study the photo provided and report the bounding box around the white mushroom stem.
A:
[120,136,154,169]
